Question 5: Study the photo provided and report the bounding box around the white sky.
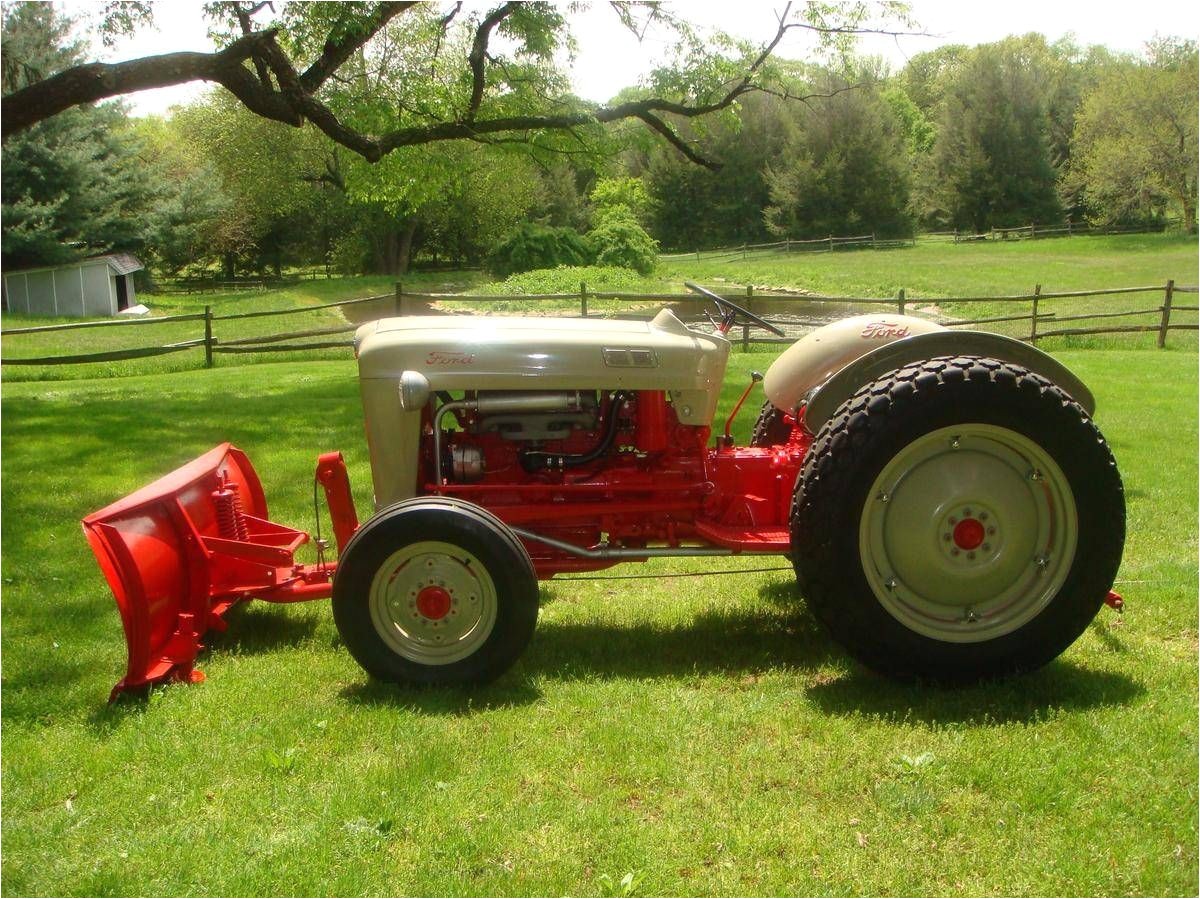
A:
[57,0,1200,117]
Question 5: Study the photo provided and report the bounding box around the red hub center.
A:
[952,517,986,551]
[415,585,453,620]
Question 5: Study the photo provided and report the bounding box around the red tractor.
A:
[83,284,1125,699]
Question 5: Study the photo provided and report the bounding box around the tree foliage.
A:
[1,1,908,171]
[765,70,913,239]
[587,219,659,274]
[1070,39,1198,231]
[485,223,592,278]
[920,39,1063,232]
[0,3,154,270]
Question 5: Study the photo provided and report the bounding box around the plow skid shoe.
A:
[82,443,312,700]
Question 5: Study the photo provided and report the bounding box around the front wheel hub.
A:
[368,540,498,664]
[415,585,453,620]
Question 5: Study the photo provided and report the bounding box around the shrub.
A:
[471,265,648,296]
[486,223,592,277]
[586,220,659,275]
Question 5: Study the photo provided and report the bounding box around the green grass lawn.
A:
[1,343,1196,895]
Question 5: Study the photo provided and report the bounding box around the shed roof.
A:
[2,253,144,279]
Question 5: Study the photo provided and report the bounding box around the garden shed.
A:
[1,254,144,317]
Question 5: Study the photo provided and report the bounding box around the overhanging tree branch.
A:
[298,1,416,93]
[1,0,910,170]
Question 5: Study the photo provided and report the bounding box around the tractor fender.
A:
[802,330,1096,430]
[763,313,947,415]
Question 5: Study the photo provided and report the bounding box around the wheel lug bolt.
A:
[979,512,988,521]
[963,508,972,516]
[951,549,960,556]
[943,533,951,542]
[987,527,996,535]
[885,578,897,590]
[949,516,957,525]
[982,543,991,551]
[967,551,976,560]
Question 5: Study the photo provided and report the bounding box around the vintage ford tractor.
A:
[83,284,1125,699]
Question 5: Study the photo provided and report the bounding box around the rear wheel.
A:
[750,400,793,447]
[790,356,1124,681]
[332,497,538,685]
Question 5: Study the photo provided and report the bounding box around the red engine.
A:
[424,389,811,576]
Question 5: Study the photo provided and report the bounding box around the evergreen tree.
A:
[1,3,153,269]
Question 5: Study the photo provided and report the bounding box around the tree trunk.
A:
[223,252,235,281]
[395,219,417,275]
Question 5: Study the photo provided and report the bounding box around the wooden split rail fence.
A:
[1,280,1196,369]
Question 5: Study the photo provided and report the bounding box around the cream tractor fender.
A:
[763,313,1096,430]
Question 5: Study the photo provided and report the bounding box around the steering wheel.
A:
[684,281,786,338]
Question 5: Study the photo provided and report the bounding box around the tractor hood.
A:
[354,309,730,404]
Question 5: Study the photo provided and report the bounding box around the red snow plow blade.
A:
[82,444,352,701]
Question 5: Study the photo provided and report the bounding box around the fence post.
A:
[1030,283,1041,345]
[871,232,877,249]
[742,244,747,261]
[828,234,833,252]
[696,248,700,262]
[394,282,403,316]
[203,305,214,368]
[580,281,588,318]
[1030,222,1037,240]
[785,238,791,253]
[896,288,905,316]
[1158,279,1175,348]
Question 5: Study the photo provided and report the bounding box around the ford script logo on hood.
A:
[860,322,911,340]
[425,351,476,365]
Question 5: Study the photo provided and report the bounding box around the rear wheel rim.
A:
[859,424,1077,643]
[368,540,498,665]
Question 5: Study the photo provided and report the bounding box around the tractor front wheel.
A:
[332,497,539,685]
[790,356,1124,682]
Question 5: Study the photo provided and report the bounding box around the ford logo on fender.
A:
[425,351,476,365]
[860,322,911,340]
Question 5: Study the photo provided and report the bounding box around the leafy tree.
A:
[485,223,592,277]
[587,220,659,274]
[589,177,654,228]
[130,115,240,276]
[643,90,791,250]
[1070,39,1198,231]
[2,2,909,173]
[765,71,913,238]
[921,41,1063,231]
[0,3,155,269]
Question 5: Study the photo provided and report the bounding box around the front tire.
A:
[332,497,539,685]
[790,356,1124,682]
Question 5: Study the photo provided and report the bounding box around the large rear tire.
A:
[790,356,1124,682]
[332,497,538,685]
[750,400,793,447]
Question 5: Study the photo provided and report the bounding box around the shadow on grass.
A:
[207,604,320,656]
[338,679,543,715]
[804,660,1144,725]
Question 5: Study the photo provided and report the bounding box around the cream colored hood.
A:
[355,309,730,421]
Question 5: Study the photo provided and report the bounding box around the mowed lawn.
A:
[1,342,1196,894]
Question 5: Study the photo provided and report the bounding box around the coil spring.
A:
[213,479,248,541]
